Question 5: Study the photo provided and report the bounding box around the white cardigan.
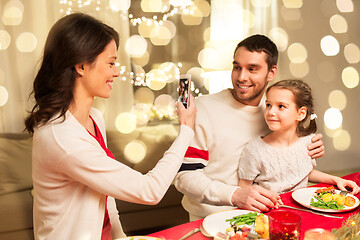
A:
[32,108,194,240]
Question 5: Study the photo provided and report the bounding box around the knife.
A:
[280,205,343,219]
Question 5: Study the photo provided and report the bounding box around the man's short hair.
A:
[234,34,278,70]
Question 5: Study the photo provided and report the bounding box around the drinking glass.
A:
[268,210,301,240]
[304,228,336,240]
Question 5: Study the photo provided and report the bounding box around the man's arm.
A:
[308,133,325,159]
[174,100,238,206]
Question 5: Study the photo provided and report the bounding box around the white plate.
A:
[292,187,360,213]
[118,237,161,240]
[202,209,260,237]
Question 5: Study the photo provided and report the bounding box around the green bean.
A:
[226,212,258,227]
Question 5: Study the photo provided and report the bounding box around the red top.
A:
[88,117,114,240]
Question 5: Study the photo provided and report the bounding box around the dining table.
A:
[147,171,360,240]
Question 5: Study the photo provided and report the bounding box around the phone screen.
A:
[178,75,191,108]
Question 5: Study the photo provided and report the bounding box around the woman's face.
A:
[77,40,119,99]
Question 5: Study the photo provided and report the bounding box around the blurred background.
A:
[0,0,359,173]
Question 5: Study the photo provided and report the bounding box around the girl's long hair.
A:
[25,13,119,135]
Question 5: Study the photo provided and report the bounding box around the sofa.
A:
[0,124,189,239]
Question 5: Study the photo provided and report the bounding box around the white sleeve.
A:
[107,196,126,239]
[44,124,194,205]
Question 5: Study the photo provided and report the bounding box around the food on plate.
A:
[345,195,356,207]
[254,214,269,239]
[217,212,269,240]
[310,186,356,209]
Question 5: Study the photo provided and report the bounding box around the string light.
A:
[59,0,100,14]
[129,2,195,27]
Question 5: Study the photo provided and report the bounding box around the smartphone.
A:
[178,74,191,108]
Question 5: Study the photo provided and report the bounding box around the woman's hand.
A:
[177,94,196,130]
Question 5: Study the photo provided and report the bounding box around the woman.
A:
[25,13,196,240]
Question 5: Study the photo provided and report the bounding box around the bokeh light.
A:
[289,61,309,78]
[287,42,307,63]
[317,61,336,83]
[181,6,203,25]
[282,0,303,8]
[203,27,211,42]
[0,30,11,50]
[16,32,38,52]
[124,140,147,164]
[162,20,177,38]
[134,87,155,104]
[187,67,205,88]
[132,51,149,67]
[153,94,175,118]
[325,125,342,138]
[198,47,219,70]
[2,4,23,26]
[341,67,359,89]
[320,35,340,56]
[0,86,9,106]
[132,103,152,127]
[251,0,272,7]
[138,19,156,38]
[109,0,130,11]
[268,27,289,52]
[141,0,163,12]
[333,130,351,151]
[195,0,211,17]
[146,69,167,90]
[158,62,180,83]
[328,90,347,111]
[132,64,146,85]
[336,0,354,12]
[329,14,348,33]
[2,0,24,25]
[150,25,172,45]
[125,35,147,58]
[344,43,360,64]
[324,108,343,129]
[115,112,137,134]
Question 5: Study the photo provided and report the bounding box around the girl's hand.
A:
[177,94,197,130]
[335,178,360,195]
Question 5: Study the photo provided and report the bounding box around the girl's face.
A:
[76,40,120,99]
[264,87,306,133]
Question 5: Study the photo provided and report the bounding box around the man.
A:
[174,34,324,221]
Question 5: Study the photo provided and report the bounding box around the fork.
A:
[280,205,343,219]
[178,228,200,240]
[340,190,349,196]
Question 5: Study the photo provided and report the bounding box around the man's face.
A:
[231,46,277,106]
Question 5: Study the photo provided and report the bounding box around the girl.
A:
[25,13,196,240]
[238,80,359,196]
